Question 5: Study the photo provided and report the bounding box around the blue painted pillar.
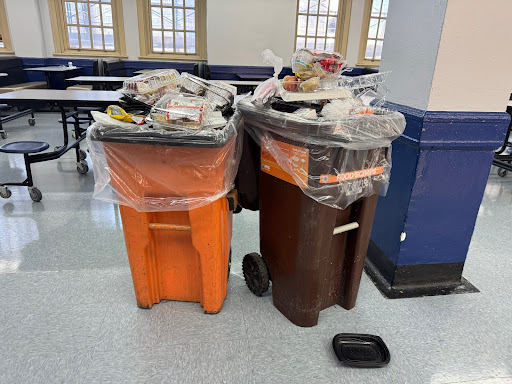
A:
[365,0,511,297]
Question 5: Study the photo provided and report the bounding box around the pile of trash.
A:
[86,70,241,212]
[93,69,238,132]
[253,48,389,110]
[240,48,406,210]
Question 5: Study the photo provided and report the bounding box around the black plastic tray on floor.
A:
[332,334,390,367]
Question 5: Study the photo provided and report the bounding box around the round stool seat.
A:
[0,141,50,154]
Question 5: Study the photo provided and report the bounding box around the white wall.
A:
[36,0,140,60]
[4,0,368,66]
[121,0,140,60]
[345,0,365,67]
[379,0,448,110]
[38,0,54,57]
[428,0,512,112]
[207,0,296,66]
[5,0,46,57]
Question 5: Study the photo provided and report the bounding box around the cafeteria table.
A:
[133,69,153,75]
[0,89,122,200]
[24,66,82,89]
[66,76,130,91]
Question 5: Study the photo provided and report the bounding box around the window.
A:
[358,0,389,66]
[294,0,351,56]
[0,0,13,53]
[48,0,126,57]
[137,0,206,60]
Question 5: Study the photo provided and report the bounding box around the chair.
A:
[193,62,211,79]
[103,59,126,76]
[0,141,49,202]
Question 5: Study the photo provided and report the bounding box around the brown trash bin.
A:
[237,99,405,327]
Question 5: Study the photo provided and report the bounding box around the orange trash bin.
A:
[87,112,241,314]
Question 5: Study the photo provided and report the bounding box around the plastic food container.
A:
[337,72,389,90]
[121,69,180,105]
[148,93,214,130]
[291,48,347,79]
[279,78,352,102]
[180,73,236,112]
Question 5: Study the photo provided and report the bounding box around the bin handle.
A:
[333,222,359,235]
[148,223,191,232]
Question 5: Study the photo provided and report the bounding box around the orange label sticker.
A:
[261,141,309,187]
[319,166,385,184]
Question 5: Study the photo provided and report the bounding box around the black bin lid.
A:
[332,333,390,368]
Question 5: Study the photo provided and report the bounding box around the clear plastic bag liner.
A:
[261,49,283,78]
[238,99,405,209]
[86,110,243,212]
[251,50,283,106]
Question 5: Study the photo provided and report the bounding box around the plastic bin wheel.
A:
[243,252,270,296]
[0,186,11,199]
[77,160,89,174]
[28,187,42,202]
[79,149,87,160]
[28,118,36,126]
[1,131,6,139]
[497,168,508,177]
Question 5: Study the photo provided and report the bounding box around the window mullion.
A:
[74,1,82,49]
[86,1,94,50]
[160,4,164,53]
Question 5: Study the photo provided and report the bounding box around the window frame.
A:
[0,0,13,54]
[293,0,352,58]
[48,0,127,58]
[136,0,207,61]
[358,0,387,67]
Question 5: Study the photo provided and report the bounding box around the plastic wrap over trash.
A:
[321,98,366,119]
[251,49,283,106]
[338,72,391,108]
[120,69,180,105]
[180,73,236,112]
[148,93,214,130]
[238,98,405,209]
[279,48,349,101]
[291,48,346,79]
[86,110,242,212]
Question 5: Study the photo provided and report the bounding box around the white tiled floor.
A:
[0,113,511,383]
